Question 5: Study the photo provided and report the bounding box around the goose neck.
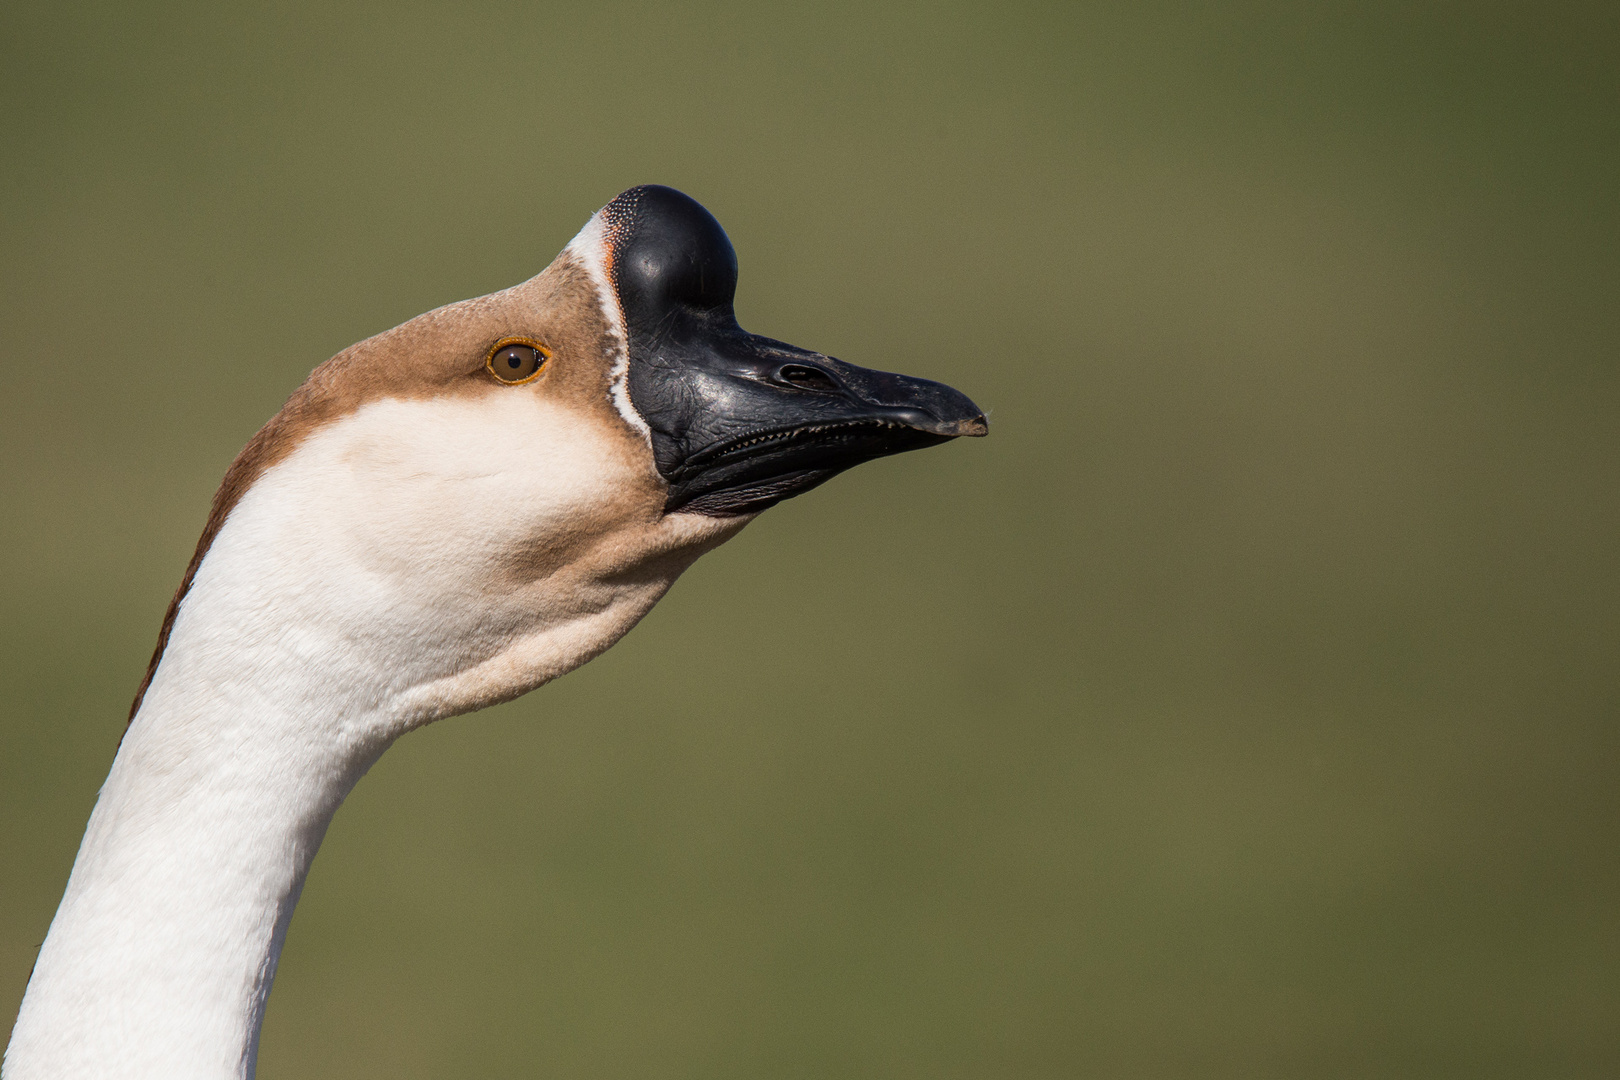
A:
[5,641,388,1080]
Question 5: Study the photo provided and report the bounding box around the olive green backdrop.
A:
[2,2,1616,1077]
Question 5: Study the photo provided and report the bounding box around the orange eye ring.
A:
[485,337,552,385]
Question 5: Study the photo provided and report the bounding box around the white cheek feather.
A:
[565,212,651,443]
[188,393,656,726]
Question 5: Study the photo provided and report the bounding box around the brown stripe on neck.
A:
[125,367,353,724]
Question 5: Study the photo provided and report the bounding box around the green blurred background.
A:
[3,2,1617,1076]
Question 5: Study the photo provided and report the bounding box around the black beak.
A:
[603,186,988,516]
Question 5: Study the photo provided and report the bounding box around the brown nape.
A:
[125,252,625,726]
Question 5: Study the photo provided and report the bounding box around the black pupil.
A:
[506,353,522,368]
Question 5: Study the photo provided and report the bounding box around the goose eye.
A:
[486,339,550,384]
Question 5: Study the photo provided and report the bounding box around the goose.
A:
[3,185,985,1079]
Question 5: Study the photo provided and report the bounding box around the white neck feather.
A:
[5,394,741,1079]
[5,655,385,1079]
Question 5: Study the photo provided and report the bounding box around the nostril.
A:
[777,364,841,393]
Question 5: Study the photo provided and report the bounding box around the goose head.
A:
[131,185,986,738]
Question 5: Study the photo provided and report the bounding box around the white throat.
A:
[5,393,743,1079]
